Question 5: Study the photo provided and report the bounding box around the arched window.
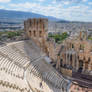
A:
[70,54,73,66]
[88,57,90,62]
[75,54,77,67]
[33,31,36,37]
[70,54,72,61]
[40,19,41,23]
[60,58,63,67]
[29,31,31,36]
[83,57,85,60]
[39,31,42,37]
[72,44,74,48]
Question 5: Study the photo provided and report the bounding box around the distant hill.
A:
[57,20,92,23]
[57,20,70,23]
[0,9,63,22]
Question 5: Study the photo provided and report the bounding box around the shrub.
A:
[7,32,16,38]
[48,32,68,43]
[7,31,21,38]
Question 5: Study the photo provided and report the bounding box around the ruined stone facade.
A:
[24,18,92,91]
[56,31,92,75]
[24,18,57,61]
[24,19,92,75]
[55,31,92,91]
[24,18,48,39]
[24,18,49,54]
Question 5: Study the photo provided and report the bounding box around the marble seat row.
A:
[10,44,31,60]
[0,40,43,79]
[0,42,31,92]
[29,64,42,78]
[0,54,24,78]
[0,69,29,89]
[28,71,63,92]
[10,41,42,62]
[0,45,30,68]
[11,44,35,61]
[0,80,30,92]
[0,61,30,91]
[0,40,69,92]
[28,57,69,91]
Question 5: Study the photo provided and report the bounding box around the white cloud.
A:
[9,2,63,17]
[88,2,92,5]
[63,1,70,5]
[37,0,45,2]
[0,6,5,9]
[0,0,11,3]
[10,2,35,9]
[82,0,87,2]
[8,1,92,22]
[56,0,88,4]
[52,1,57,4]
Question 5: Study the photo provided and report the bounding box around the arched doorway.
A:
[70,54,72,66]
[60,58,63,67]
[78,60,83,73]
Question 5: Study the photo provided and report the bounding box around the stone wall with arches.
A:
[56,31,92,75]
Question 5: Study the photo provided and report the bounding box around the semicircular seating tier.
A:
[0,40,70,92]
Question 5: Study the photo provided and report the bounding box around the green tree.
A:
[48,32,68,44]
[7,32,17,38]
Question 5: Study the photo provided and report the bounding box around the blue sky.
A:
[0,0,92,22]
